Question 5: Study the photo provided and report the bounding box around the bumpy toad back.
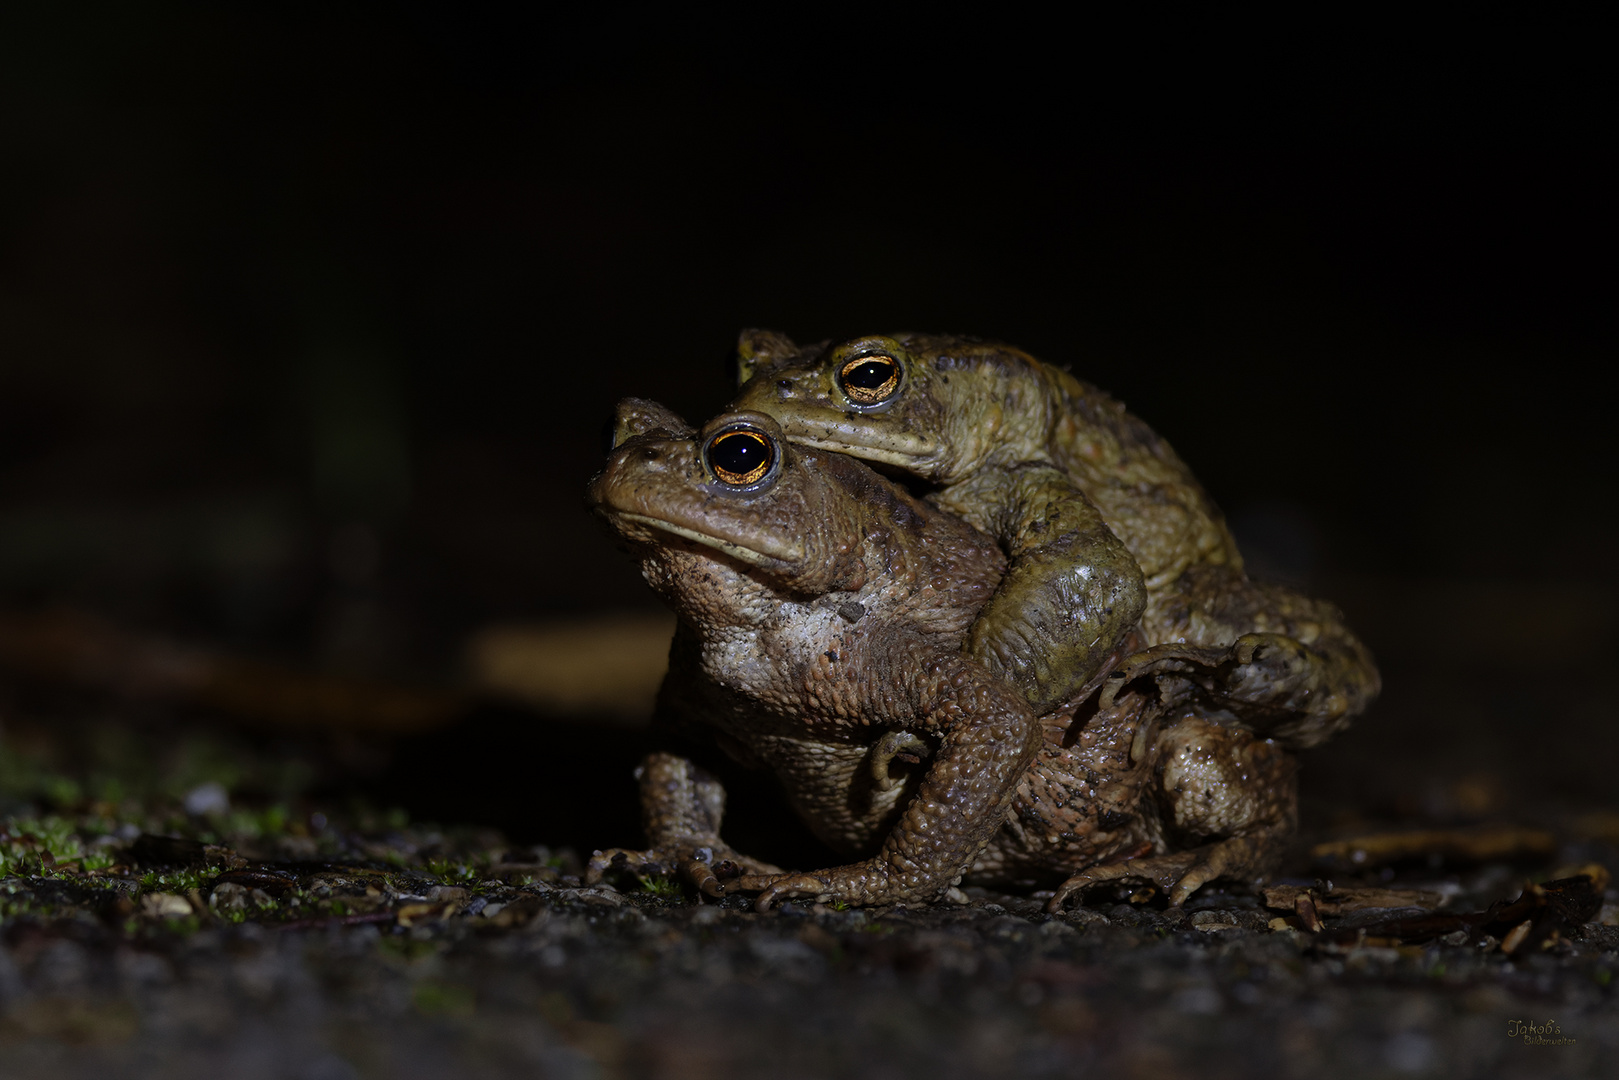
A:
[730,330,1379,748]
[731,332,1149,716]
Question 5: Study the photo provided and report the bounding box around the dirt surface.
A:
[1,687,1616,1080]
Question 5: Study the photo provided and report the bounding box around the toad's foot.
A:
[1097,643,1228,709]
[586,846,783,898]
[1046,835,1272,912]
[733,859,953,912]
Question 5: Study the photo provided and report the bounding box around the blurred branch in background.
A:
[0,609,457,734]
[0,607,672,733]
[464,614,672,722]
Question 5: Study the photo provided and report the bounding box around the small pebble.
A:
[183,781,230,817]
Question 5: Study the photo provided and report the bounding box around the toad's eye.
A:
[705,427,776,486]
[837,354,900,405]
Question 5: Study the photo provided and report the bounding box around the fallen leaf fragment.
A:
[1294,893,1323,933]
[396,901,456,927]
[1304,866,1606,952]
[1500,919,1533,954]
[0,608,461,733]
[1263,885,1445,916]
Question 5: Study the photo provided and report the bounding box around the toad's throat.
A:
[613,512,801,568]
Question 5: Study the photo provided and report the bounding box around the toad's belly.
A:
[724,730,918,857]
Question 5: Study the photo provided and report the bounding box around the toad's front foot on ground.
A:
[586,846,783,898]
[1047,837,1269,912]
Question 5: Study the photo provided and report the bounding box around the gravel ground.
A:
[1,675,1616,1079]
[1,869,1615,1079]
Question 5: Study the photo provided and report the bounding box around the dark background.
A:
[1,9,1612,831]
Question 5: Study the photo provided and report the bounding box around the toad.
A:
[586,401,1300,910]
[729,331,1379,749]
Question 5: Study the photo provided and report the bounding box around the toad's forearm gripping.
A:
[938,464,1147,716]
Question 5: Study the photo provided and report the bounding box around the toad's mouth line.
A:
[786,437,919,466]
[779,433,936,470]
[614,512,800,568]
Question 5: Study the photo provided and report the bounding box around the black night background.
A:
[0,9,1613,1076]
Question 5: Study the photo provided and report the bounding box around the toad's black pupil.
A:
[845,360,894,389]
[709,431,772,479]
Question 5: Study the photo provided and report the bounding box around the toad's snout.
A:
[588,437,700,518]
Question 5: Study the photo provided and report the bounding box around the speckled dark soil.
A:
[2,671,1616,1079]
[2,871,1615,1080]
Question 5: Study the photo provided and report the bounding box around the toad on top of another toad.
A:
[730,330,1379,748]
[587,400,1301,911]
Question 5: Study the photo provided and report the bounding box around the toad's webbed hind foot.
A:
[1046,834,1276,912]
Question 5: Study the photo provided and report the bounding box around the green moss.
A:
[1,814,115,875]
[137,868,217,893]
[425,858,481,885]
[636,874,682,900]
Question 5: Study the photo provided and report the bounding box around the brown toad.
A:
[730,330,1380,750]
[586,400,1298,909]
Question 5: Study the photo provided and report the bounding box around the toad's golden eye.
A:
[705,428,776,486]
[837,354,900,405]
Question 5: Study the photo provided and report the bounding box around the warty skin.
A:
[730,330,1380,749]
[587,400,1301,910]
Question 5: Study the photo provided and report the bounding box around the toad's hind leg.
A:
[1138,566,1380,749]
[1048,713,1296,911]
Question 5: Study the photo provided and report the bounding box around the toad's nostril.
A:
[640,447,660,461]
[776,379,793,396]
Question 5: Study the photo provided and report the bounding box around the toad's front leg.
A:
[937,464,1146,717]
[586,752,781,897]
[747,652,1042,910]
